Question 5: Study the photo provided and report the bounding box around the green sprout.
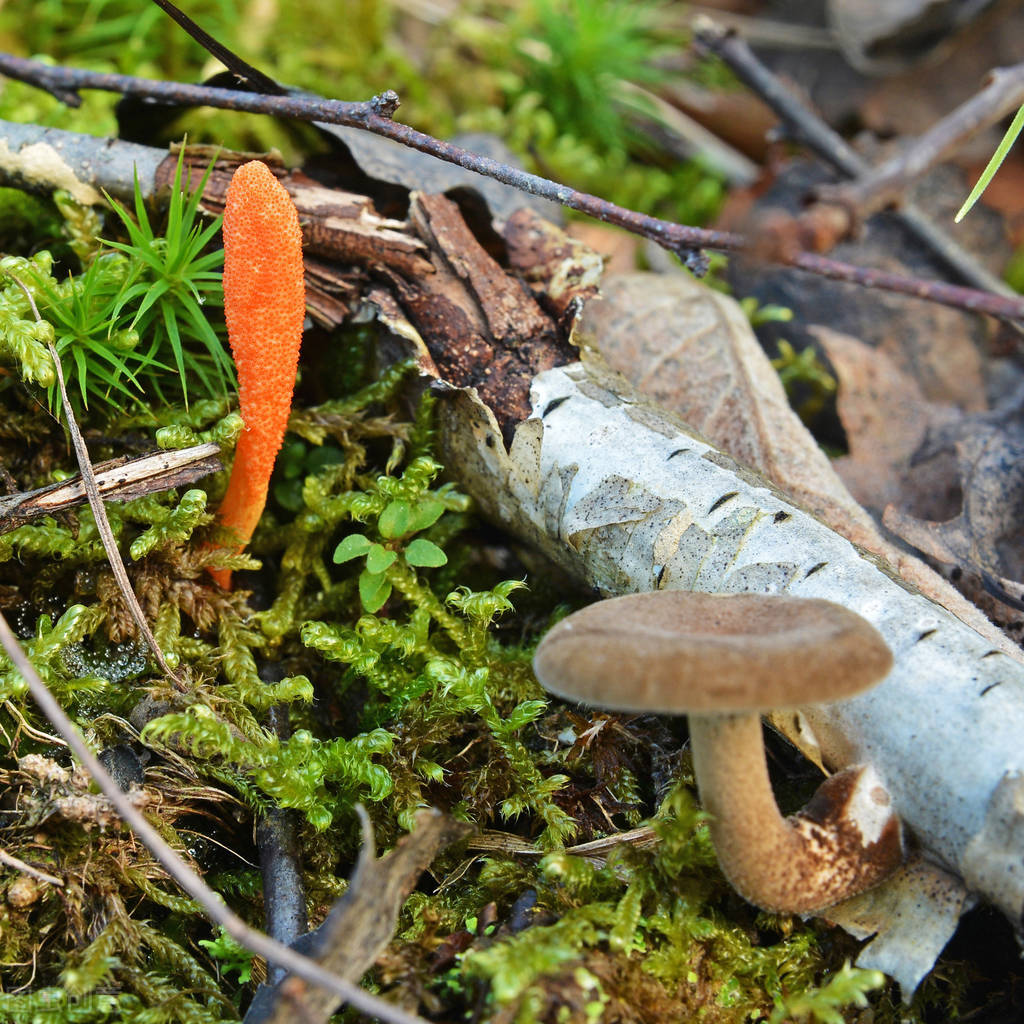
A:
[331,456,465,613]
[34,253,144,413]
[0,150,228,417]
[740,295,794,328]
[956,102,1024,222]
[198,928,255,984]
[104,148,230,406]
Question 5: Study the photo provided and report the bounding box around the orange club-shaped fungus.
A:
[209,160,305,588]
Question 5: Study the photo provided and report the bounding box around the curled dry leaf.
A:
[818,325,1024,629]
[818,326,1024,612]
[827,0,1001,75]
[583,272,1016,657]
[812,325,960,519]
[882,418,1024,610]
[723,160,992,413]
[580,273,882,547]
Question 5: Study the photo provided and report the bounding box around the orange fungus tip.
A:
[210,160,305,589]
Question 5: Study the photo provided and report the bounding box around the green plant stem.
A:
[387,561,467,649]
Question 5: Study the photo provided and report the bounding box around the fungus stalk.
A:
[210,160,305,589]
[689,711,902,914]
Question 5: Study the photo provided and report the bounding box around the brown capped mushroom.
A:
[533,590,902,914]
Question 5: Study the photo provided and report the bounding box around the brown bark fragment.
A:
[395,192,576,441]
[503,207,603,319]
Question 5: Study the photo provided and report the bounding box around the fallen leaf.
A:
[583,270,1021,656]
[883,415,1024,609]
[583,272,886,549]
[813,325,961,521]
[827,0,999,75]
[722,159,994,413]
[328,127,564,223]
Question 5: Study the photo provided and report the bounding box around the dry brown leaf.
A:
[584,271,1019,656]
[722,160,994,413]
[583,272,885,550]
[827,0,1001,75]
[813,325,961,520]
[882,418,1024,609]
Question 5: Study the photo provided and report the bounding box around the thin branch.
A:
[3,52,1024,321]
[818,61,1024,219]
[692,17,1021,304]
[0,442,221,534]
[0,847,64,886]
[784,250,1024,316]
[0,607,432,1024]
[8,276,184,685]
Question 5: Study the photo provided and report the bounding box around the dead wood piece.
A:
[502,208,604,320]
[393,192,576,442]
[245,808,472,1024]
[158,151,436,280]
[0,442,222,534]
[301,256,364,328]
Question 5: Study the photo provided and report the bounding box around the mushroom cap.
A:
[533,591,893,713]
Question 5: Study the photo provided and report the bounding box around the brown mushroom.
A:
[532,590,903,914]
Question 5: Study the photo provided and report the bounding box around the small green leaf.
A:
[365,543,398,575]
[379,499,411,539]
[359,570,393,613]
[405,538,448,567]
[333,533,373,563]
[407,497,446,533]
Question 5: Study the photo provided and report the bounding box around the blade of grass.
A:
[956,102,1024,222]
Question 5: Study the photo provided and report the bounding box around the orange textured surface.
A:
[212,160,305,588]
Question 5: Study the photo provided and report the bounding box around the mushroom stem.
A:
[689,711,903,914]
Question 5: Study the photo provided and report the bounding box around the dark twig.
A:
[0,606,433,1024]
[147,0,285,95]
[818,61,1024,220]
[786,251,1024,316]
[3,51,1024,320]
[693,17,1020,302]
[257,702,308,986]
